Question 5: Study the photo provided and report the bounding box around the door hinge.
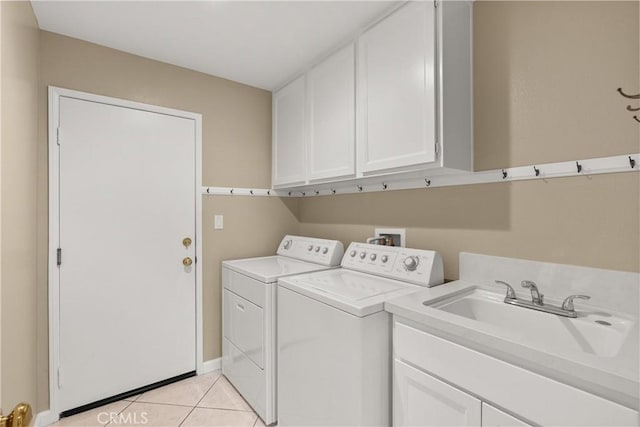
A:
[57,367,63,388]
[57,248,62,266]
[56,127,61,146]
[195,256,198,264]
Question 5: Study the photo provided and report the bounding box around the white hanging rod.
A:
[202,153,639,198]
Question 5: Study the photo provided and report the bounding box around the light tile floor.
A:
[49,371,266,427]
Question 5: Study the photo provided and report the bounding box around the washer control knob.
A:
[315,246,321,252]
[283,240,292,250]
[350,250,357,257]
[359,251,367,259]
[322,247,328,254]
[370,253,377,261]
[308,245,313,251]
[403,256,419,272]
[381,255,388,263]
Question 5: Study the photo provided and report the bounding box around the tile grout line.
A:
[104,398,135,427]
[178,371,224,427]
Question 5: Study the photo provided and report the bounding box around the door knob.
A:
[183,257,193,267]
[182,237,192,248]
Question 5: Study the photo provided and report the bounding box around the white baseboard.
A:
[34,409,58,427]
[199,357,221,374]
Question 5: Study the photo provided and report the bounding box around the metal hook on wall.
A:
[249,190,254,195]
[206,187,210,194]
[576,161,582,173]
[357,185,363,192]
[501,169,508,179]
[382,183,388,190]
[267,190,271,196]
[425,179,431,187]
[533,166,540,177]
[617,88,640,99]
[230,189,234,195]
[315,190,320,195]
[629,156,636,169]
[331,189,336,195]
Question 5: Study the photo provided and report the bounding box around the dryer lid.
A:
[223,256,335,283]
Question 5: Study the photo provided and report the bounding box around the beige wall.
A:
[299,1,640,277]
[36,32,300,411]
[1,0,40,413]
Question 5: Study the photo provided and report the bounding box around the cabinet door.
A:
[482,403,532,427]
[394,359,481,427]
[358,2,437,175]
[272,76,306,186]
[307,44,355,181]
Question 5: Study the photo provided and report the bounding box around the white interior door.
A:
[56,95,197,412]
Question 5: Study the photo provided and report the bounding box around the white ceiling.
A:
[31,1,397,91]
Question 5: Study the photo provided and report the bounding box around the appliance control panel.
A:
[277,235,344,266]
[342,242,444,287]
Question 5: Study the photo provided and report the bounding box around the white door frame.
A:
[47,86,204,421]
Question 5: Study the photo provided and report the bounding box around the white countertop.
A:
[384,280,639,411]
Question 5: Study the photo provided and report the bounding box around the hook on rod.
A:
[630,156,636,169]
[501,169,508,179]
[357,185,363,192]
[382,183,388,190]
[250,190,254,195]
[315,190,320,195]
[206,187,210,194]
[617,88,640,99]
[533,166,540,177]
[230,189,234,195]
[576,161,582,173]
[425,179,431,187]
[331,189,336,195]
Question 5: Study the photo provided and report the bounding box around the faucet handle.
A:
[495,280,517,300]
[561,295,591,312]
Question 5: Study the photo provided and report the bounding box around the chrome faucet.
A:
[521,280,544,305]
[494,280,590,318]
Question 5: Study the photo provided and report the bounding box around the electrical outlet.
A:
[214,215,224,229]
[375,228,405,247]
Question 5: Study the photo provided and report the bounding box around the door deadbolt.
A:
[183,237,192,248]
[183,257,193,267]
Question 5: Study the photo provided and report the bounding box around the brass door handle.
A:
[182,237,192,248]
[183,257,193,267]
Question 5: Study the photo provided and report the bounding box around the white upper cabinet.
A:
[271,1,472,189]
[272,76,306,187]
[307,44,356,182]
[357,1,437,175]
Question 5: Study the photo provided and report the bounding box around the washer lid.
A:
[223,256,334,283]
[278,269,420,317]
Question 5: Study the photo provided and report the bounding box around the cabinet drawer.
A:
[394,320,638,426]
[224,290,264,369]
[394,358,481,426]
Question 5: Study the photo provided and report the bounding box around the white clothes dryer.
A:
[277,242,443,426]
[222,235,344,425]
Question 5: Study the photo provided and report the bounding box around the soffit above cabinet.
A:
[30,0,398,90]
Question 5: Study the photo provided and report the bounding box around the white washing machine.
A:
[277,242,444,426]
[222,235,344,425]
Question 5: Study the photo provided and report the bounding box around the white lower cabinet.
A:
[394,359,481,427]
[393,318,638,427]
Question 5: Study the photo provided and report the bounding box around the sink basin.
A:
[429,289,634,358]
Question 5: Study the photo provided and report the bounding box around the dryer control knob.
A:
[322,247,328,254]
[381,255,389,263]
[403,256,419,272]
[359,251,367,259]
[283,240,292,249]
[315,246,321,252]
[370,253,377,261]
[307,245,313,251]
[350,250,357,257]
